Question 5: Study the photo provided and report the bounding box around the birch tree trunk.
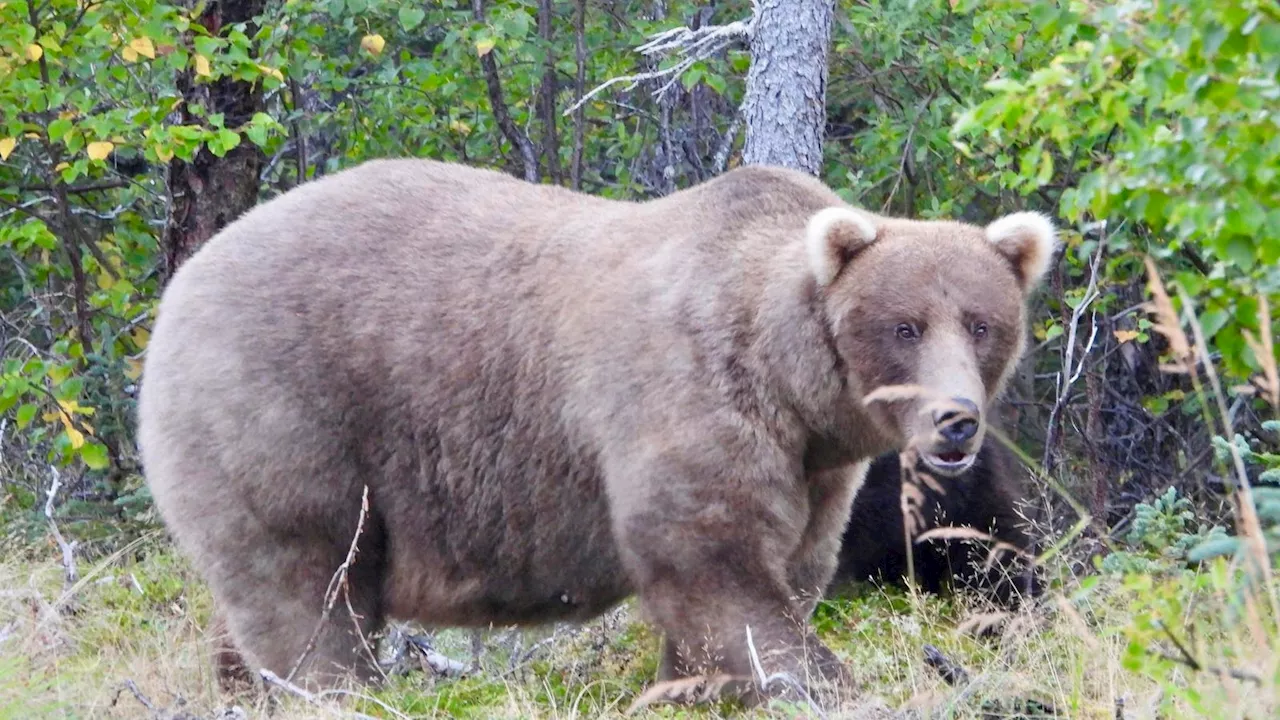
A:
[740,0,834,176]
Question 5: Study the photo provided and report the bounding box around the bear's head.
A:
[806,206,1057,477]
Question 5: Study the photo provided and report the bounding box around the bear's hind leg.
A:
[205,524,389,691]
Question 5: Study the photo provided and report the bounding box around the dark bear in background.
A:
[832,438,1042,608]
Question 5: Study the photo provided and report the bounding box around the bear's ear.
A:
[806,207,879,287]
[985,211,1059,293]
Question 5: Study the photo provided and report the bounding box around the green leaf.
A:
[80,441,110,470]
[398,5,426,31]
[16,403,38,428]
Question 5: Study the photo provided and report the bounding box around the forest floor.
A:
[3,527,1277,720]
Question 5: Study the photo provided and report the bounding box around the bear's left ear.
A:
[985,211,1060,293]
[806,207,879,287]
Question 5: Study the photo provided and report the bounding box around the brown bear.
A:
[831,438,1042,609]
[136,158,1057,701]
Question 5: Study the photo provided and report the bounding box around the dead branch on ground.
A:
[260,669,405,720]
[923,643,970,686]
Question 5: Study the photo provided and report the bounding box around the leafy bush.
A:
[954,0,1280,384]
[1100,486,1231,575]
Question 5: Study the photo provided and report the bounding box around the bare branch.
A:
[286,485,376,683]
[45,466,79,590]
[1042,223,1110,474]
[564,8,754,116]
[260,669,398,720]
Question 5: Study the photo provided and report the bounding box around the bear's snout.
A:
[932,398,979,445]
[916,396,984,477]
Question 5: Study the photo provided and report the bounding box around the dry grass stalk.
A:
[624,672,746,714]
[954,611,1012,638]
[1177,283,1274,597]
[910,526,1037,571]
[1143,258,1278,637]
[1140,255,1194,375]
[860,383,935,407]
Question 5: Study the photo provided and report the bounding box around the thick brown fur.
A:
[831,439,1042,609]
[137,159,1056,699]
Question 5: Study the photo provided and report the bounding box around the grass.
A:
[2,529,1277,719]
[3,260,1277,719]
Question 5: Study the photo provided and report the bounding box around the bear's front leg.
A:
[786,461,870,618]
[610,448,853,705]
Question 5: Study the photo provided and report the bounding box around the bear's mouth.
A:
[921,450,976,477]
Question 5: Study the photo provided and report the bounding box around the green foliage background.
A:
[1,0,1277,572]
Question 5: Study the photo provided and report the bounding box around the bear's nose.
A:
[932,398,979,445]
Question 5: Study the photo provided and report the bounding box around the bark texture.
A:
[740,0,833,176]
[162,0,267,282]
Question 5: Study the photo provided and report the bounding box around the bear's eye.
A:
[894,323,920,341]
[971,321,989,339]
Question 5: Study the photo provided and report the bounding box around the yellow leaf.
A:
[1113,329,1140,344]
[154,144,174,162]
[257,63,283,81]
[25,43,42,61]
[474,37,495,57]
[194,54,211,77]
[124,357,144,381]
[129,36,156,60]
[361,33,385,55]
[131,327,150,348]
[58,399,91,416]
[449,119,471,135]
[23,132,40,139]
[122,46,138,63]
[87,140,115,161]
[66,425,85,449]
[97,272,115,290]
[0,137,15,161]
[54,161,70,171]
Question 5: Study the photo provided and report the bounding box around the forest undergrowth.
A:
[2,268,1277,720]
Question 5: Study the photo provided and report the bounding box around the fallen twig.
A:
[744,624,827,718]
[260,669,382,719]
[404,634,471,677]
[286,485,377,684]
[923,643,970,686]
[121,679,156,711]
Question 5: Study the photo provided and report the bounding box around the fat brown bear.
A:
[831,439,1042,609]
[136,159,1057,700]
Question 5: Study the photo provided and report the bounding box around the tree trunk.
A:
[740,0,833,176]
[161,0,267,282]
